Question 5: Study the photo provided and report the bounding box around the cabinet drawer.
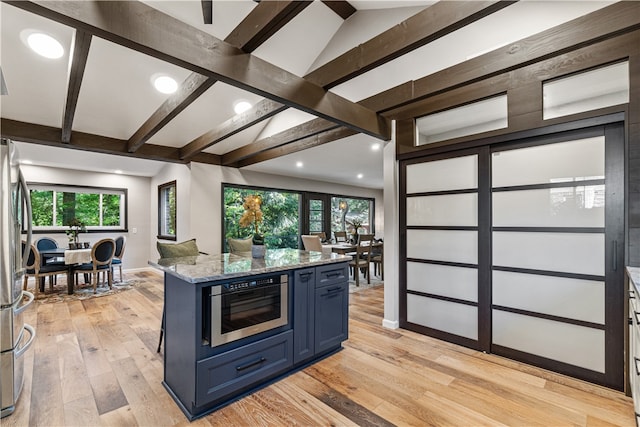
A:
[316,263,348,288]
[195,330,293,405]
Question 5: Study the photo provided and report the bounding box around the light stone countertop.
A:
[149,247,351,284]
[627,266,640,293]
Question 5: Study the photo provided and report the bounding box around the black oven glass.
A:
[221,284,281,334]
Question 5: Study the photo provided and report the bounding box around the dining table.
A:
[322,241,383,255]
[39,247,92,294]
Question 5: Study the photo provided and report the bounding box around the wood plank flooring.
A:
[5,270,634,426]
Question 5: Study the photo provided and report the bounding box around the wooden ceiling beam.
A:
[61,30,91,144]
[221,118,339,165]
[1,118,221,165]
[233,127,357,168]
[305,0,517,89]
[321,1,356,20]
[180,98,287,160]
[127,74,215,153]
[201,0,212,24]
[6,1,389,142]
[225,1,313,53]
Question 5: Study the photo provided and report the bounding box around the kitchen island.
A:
[150,248,351,420]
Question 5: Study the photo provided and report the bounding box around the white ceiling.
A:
[0,1,616,189]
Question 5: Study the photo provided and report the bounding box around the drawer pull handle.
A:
[326,272,342,278]
[327,286,342,293]
[631,290,636,299]
[236,357,266,372]
[634,311,640,325]
[635,357,640,376]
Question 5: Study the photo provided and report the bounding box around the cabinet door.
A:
[314,281,348,354]
[293,268,315,364]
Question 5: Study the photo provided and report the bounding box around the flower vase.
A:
[252,244,266,258]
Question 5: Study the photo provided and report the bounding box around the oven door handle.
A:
[236,357,266,372]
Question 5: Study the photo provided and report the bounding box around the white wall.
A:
[21,164,151,270]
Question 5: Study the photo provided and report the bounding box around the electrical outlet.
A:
[132,227,137,234]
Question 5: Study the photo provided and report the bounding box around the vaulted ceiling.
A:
[0,1,619,188]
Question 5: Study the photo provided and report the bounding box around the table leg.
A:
[67,267,74,295]
[39,277,45,293]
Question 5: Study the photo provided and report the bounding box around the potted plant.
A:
[65,217,86,249]
[239,194,266,257]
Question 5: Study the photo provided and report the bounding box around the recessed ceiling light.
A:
[371,143,381,151]
[357,173,363,179]
[21,160,33,165]
[296,161,303,168]
[26,32,64,59]
[153,75,178,94]
[234,100,252,114]
[114,170,123,174]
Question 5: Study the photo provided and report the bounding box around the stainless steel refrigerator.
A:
[1,138,35,418]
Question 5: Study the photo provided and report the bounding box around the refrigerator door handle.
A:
[14,291,34,315]
[18,169,32,267]
[14,324,35,359]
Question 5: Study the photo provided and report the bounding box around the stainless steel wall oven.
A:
[209,273,288,347]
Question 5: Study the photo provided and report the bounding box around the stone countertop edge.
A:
[148,248,351,284]
[628,266,640,292]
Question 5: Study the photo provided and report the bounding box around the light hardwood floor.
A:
[5,270,634,426]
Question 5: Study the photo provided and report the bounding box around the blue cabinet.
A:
[293,268,315,364]
[293,263,349,362]
[314,278,349,354]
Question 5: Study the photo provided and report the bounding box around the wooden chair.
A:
[22,242,68,296]
[334,231,348,243]
[348,233,374,286]
[301,235,323,252]
[111,235,127,282]
[372,241,383,279]
[72,238,116,293]
[310,231,326,242]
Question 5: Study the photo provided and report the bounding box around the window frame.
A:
[222,183,375,251]
[158,180,177,241]
[26,182,128,233]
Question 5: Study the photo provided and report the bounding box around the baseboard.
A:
[123,266,159,274]
[382,318,399,329]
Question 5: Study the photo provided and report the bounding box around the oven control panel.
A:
[212,274,287,295]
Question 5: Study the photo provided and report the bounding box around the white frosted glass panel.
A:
[407,262,478,302]
[493,232,604,276]
[493,310,604,372]
[406,155,477,193]
[407,230,477,264]
[493,271,604,324]
[408,294,478,340]
[407,194,477,227]
[493,187,604,227]
[416,95,507,145]
[492,136,604,188]
[544,61,629,120]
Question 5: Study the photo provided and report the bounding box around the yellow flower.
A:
[239,195,263,236]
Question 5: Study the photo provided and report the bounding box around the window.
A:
[223,185,300,250]
[158,181,176,240]
[331,197,374,235]
[28,183,127,231]
[222,184,375,250]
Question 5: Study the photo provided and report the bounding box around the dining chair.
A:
[22,242,68,296]
[334,231,348,243]
[35,237,65,286]
[371,241,383,279]
[227,237,253,254]
[301,235,323,252]
[348,234,374,286]
[111,235,127,282]
[72,238,116,293]
[310,231,327,242]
